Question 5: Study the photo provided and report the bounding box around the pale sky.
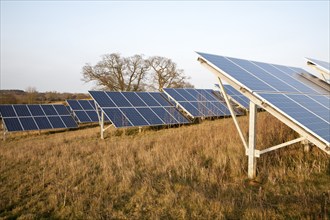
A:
[1,1,329,93]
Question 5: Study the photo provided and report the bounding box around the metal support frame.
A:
[100,111,113,139]
[95,101,113,140]
[2,122,7,141]
[248,101,257,178]
[217,77,248,151]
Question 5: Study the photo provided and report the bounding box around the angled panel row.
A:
[0,104,78,132]
[163,88,237,118]
[89,91,190,128]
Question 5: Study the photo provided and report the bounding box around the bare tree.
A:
[26,86,37,104]
[82,53,149,91]
[147,56,193,91]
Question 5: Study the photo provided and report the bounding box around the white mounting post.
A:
[100,111,104,139]
[217,77,248,151]
[2,122,6,141]
[248,101,257,179]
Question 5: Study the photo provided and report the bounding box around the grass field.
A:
[0,112,329,219]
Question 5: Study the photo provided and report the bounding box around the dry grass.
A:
[0,112,329,219]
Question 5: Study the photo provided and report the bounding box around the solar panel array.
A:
[66,99,106,123]
[163,88,235,118]
[197,52,330,147]
[89,91,190,128]
[216,84,250,109]
[0,104,78,132]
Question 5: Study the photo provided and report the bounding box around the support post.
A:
[302,139,310,152]
[248,101,257,179]
[100,111,104,139]
[217,77,248,151]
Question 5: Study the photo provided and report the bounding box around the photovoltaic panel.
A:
[216,84,250,109]
[66,99,107,123]
[89,91,190,128]
[197,52,330,151]
[163,88,239,118]
[0,104,78,132]
[306,57,330,74]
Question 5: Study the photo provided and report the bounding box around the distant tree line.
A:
[82,53,194,91]
[0,88,89,104]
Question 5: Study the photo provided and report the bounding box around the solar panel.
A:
[89,91,190,128]
[216,84,250,109]
[163,88,239,118]
[66,99,107,123]
[197,52,330,151]
[306,57,330,74]
[0,104,78,132]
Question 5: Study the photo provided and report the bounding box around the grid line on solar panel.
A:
[219,84,250,109]
[0,104,77,132]
[66,99,103,123]
[89,91,190,128]
[197,52,330,146]
[163,88,235,118]
[198,52,328,96]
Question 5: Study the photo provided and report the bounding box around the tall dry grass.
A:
[0,112,329,219]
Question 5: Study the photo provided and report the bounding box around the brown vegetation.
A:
[0,112,329,219]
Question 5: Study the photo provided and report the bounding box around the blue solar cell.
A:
[48,116,65,128]
[189,102,211,116]
[164,107,190,124]
[3,118,23,131]
[179,102,203,117]
[79,100,94,110]
[259,93,330,143]
[252,62,318,95]
[212,102,231,115]
[0,105,16,117]
[203,102,223,115]
[19,117,38,130]
[151,107,178,124]
[120,108,149,126]
[103,108,132,128]
[13,105,31,117]
[89,91,116,108]
[122,93,147,107]
[86,111,99,122]
[197,52,276,92]
[67,100,83,110]
[228,57,298,93]
[34,117,53,129]
[61,116,78,128]
[28,105,45,116]
[149,93,171,106]
[163,89,187,102]
[136,108,165,125]
[42,105,58,116]
[75,111,91,122]
[198,90,218,101]
[135,93,161,106]
[178,89,197,101]
[286,94,330,122]
[106,92,132,107]
[88,100,96,109]
[54,105,70,115]
[222,85,250,109]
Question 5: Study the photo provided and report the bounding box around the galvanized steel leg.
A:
[248,101,257,179]
[101,111,104,140]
